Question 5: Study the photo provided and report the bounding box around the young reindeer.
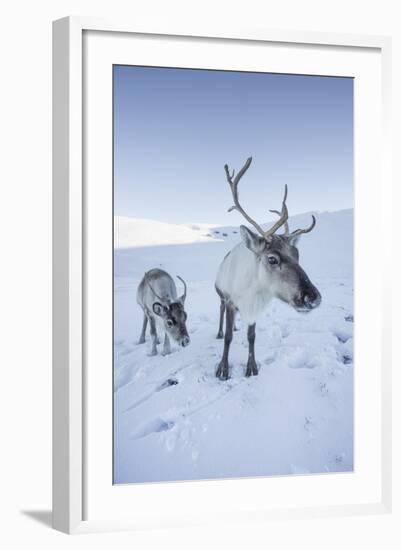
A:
[137,268,190,355]
[215,157,321,380]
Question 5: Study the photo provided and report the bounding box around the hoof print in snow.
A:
[319,382,329,395]
[336,334,349,344]
[263,356,276,366]
[132,418,175,440]
[344,314,354,323]
[342,355,352,365]
[304,416,312,430]
[158,378,179,391]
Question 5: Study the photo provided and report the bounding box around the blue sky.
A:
[114,66,353,225]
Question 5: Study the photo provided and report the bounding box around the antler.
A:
[224,157,289,239]
[269,211,316,238]
[269,209,289,235]
[176,275,187,302]
[225,157,265,236]
[289,215,316,237]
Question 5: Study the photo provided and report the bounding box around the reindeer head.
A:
[225,157,321,313]
[148,275,190,347]
[240,226,321,312]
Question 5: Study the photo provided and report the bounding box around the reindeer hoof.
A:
[137,338,145,345]
[216,331,224,339]
[216,361,230,380]
[245,360,259,377]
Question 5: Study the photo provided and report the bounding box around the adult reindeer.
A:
[215,157,321,380]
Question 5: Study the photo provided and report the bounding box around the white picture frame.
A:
[52,16,392,534]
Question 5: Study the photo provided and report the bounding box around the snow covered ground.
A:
[114,210,354,484]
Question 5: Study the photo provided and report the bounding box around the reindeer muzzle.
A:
[294,287,321,312]
[180,335,190,347]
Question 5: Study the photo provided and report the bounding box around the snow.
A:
[115,217,217,248]
[114,209,354,483]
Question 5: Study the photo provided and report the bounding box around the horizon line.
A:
[114,206,354,227]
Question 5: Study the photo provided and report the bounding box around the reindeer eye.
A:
[166,319,174,328]
[267,255,279,265]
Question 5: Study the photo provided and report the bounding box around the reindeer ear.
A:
[287,234,300,247]
[240,225,266,255]
[152,302,167,317]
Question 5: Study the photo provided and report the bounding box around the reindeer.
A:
[215,157,321,380]
[137,269,190,355]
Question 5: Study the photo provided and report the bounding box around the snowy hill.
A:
[115,216,217,248]
[114,209,354,484]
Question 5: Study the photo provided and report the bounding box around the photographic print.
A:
[113,65,354,484]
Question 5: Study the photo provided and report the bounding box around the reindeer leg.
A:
[245,323,258,377]
[162,333,171,356]
[216,304,234,380]
[233,311,239,331]
[217,298,225,339]
[137,313,148,344]
[148,315,158,356]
